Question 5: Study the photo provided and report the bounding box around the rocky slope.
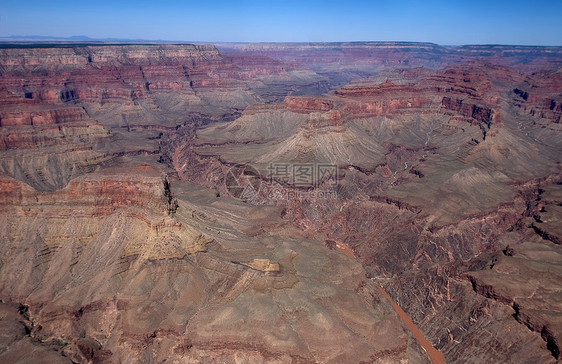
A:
[0,167,430,363]
[0,43,331,192]
[0,42,561,363]
[0,43,439,363]
[169,60,562,362]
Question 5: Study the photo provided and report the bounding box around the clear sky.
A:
[1,0,561,45]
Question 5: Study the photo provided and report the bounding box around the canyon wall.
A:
[0,42,561,363]
[170,59,562,363]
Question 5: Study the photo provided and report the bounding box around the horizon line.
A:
[1,36,562,48]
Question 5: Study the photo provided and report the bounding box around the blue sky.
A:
[1,0,561,45]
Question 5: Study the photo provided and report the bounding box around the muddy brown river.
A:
[377,285,446,364]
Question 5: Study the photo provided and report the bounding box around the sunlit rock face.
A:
[0,42,561,363]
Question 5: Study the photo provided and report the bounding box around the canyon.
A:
[0,42,561,363]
